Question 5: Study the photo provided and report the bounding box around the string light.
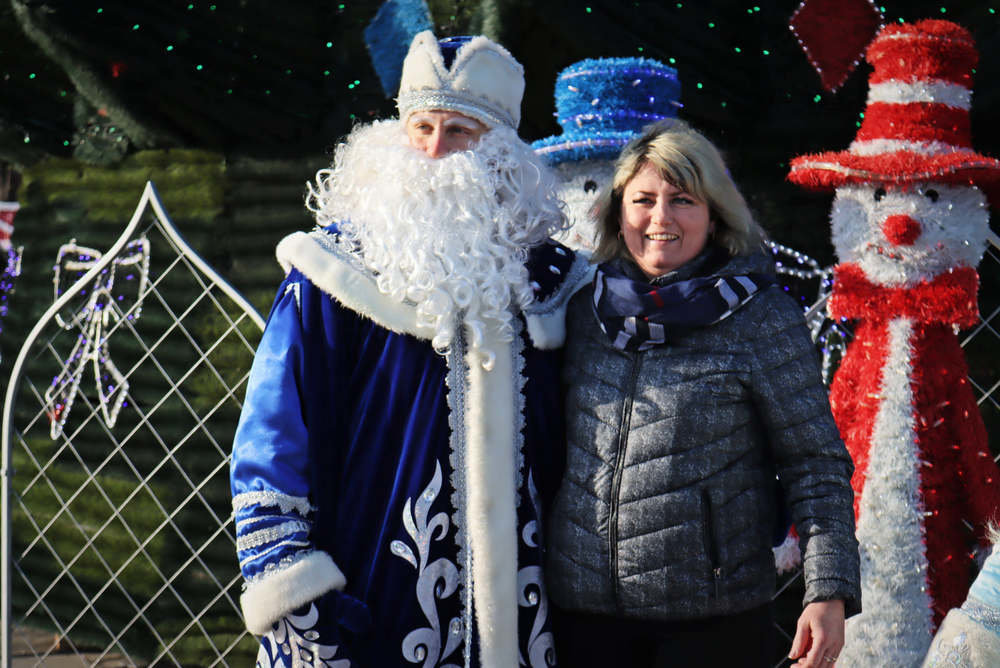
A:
[0,246,23,351]
[766,240,847,384]
[47,237,150,438]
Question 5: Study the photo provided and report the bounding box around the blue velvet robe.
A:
[231,229,589,667]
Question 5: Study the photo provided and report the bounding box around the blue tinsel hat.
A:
[532,57,681,165]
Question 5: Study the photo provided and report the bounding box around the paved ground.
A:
[11,627,132,667]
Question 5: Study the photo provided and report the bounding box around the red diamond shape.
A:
[790,0,884,92]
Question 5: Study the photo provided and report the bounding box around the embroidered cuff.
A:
[241,550,347,635]
[234,490,317,580]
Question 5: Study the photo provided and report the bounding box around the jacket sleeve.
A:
[230,275,347,635]
[748,289,862,616]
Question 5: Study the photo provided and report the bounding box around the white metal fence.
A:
[2,182,264,666]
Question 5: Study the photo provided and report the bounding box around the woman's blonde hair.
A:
[592,119,765,265]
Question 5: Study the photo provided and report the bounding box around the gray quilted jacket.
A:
[546,250,861,621]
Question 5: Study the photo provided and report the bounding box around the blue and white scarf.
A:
[592,255,774,351]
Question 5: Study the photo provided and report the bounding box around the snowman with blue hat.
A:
[533,57,681,252]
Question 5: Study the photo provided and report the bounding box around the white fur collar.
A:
[275,229,593,349]
[277,230,425,338]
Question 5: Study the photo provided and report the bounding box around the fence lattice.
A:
[2,182,264,666]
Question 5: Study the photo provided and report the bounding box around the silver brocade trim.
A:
[397,89,515,130]
[243,549,315,587]
[390,461,463,667]
[307,227,363,270]
[445,311,529,667]
[237,519,312,552]
[518,472,555,667]
[522,251,592,318]
[444,325,473,668]
[233,490,314,517]
[511,314,526,505]
[239,539,312,570]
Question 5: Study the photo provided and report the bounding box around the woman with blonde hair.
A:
[546,119,860,667]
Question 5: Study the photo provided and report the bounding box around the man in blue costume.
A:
[230,30,588,667]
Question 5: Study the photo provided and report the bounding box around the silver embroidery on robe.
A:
[391,460,463,667]
[511,314,527,506]
[518,471,556,667]
[256,602,351,668]
[444,325,474,666]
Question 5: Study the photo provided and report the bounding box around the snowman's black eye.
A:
[584,180,598,193]
[925,189,939,203]
[874,187,886,202]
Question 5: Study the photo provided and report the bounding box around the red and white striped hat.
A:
[788,19,1000,197]
[0,201,17,251]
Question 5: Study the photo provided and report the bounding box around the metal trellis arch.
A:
[2,181,265,666]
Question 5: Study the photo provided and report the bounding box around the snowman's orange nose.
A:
[882,214,921,246]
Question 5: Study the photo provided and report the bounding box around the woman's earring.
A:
[617,229,624,240]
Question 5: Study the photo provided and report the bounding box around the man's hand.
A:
[788,599,845,667]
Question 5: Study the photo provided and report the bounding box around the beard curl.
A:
[306,119,566,367]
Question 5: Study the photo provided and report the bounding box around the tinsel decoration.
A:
[532,58,681,164]
[766,240,847,386]
[789,19,1000,199]
[0,200,17,251]
[0,245,22,353]
[788,19,1000,667]
[789,0,883,92]
[0,199,22,363]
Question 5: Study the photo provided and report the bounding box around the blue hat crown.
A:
[533,57,681,165]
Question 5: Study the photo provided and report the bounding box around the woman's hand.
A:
[788,599,845,667]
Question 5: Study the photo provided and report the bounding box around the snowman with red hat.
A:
[789,19,1000,666]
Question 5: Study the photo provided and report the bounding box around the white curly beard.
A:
[306,120,565,363]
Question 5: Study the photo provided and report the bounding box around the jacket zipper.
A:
[609,352,642,613]
[701,489,723,598]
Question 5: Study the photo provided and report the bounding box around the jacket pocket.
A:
[700,489,723,598]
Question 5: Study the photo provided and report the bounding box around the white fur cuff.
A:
[525,311,567,350]
[241,550,346,635]
[523,254,595,350]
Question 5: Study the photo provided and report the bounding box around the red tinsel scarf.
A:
[828,261,999,625]
[828,263,979,326]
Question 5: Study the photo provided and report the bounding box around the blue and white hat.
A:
[397,31,525,129]
[532,57,681,165]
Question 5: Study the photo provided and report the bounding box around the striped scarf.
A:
[592,257,773,351]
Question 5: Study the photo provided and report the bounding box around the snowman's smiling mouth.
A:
[863,242,945,263]
[865,242,905,261]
